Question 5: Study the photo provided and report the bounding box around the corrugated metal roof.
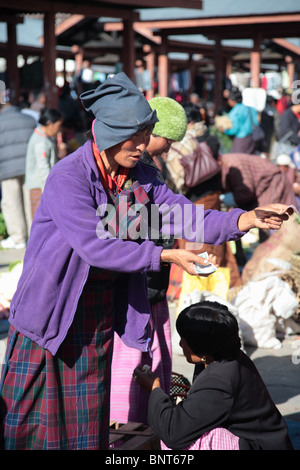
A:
[137,0,300,21]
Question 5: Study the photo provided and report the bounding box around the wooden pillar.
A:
[188,53,196,98]
[72,45,84,76]
[250,34,262,88]
[6,21,19,104]
[143,44,155,100]
[158,34,169,97]
[71,45,85,95]
[286,55,295,89]
[123,19,135,81]
[213,36,223,112]
[43,6,58,108]
[225,58,232,79]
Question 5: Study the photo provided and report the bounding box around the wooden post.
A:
[6,21,19,104]
[43,6,58,108]
[225,59,232,79]
[250,34,262,88]
[286,55,295,89]
[72,45,84,76]
[214,36,222,112]
[188,53,196,98]
[143,44,155,100]
[123,19,135,81]
[158,34,169,97]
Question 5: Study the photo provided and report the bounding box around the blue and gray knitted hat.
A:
[80,72,158,151]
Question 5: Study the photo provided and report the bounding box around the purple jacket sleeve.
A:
[151,180,247,245]
[45,170,163,273]
[45,164,246,275]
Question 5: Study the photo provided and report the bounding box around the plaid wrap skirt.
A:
[0,268,117,450]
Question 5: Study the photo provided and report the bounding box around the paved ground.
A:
[0,246,26,273]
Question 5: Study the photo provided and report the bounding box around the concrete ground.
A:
[0,246,26,273]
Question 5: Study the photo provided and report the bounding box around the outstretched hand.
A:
[160,249,218,277]
[238,204,295,232]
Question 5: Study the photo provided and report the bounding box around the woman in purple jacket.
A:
[0,73,291,450]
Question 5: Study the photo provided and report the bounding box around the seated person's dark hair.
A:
[176,300,241,362]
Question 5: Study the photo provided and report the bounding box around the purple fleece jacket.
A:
[9,141,246,355]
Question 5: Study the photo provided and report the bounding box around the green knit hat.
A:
[148,97,187,142]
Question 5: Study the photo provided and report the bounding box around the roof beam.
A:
[133,24,161,45]
[273,38,300,56]
[101,0,202,8]
[166,39,248,56]
[0,14,24,24]
[53,2,139,19]
[141,13,300,29]
[103,20,162,45]
[55,15,85,36]
[0,1,140,20]
[0,0,48,12]
[145,14,300,39]
[153,26,300,40]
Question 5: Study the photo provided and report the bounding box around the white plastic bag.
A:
[231,276,298,348]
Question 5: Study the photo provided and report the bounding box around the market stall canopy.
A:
[0,0,203,105]
[1,1,300,108]
[148,13,300,40]
[0,0,203,17]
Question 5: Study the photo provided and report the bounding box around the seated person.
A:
[134,300,293,450]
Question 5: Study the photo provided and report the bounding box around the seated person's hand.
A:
[133,366,161,392]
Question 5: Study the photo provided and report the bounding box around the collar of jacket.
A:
[82,140,158,193]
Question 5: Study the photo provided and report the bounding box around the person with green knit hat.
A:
[149,96,187,142]
[142,97,188,186]
[110,96,188,425]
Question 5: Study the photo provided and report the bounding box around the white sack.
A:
[231,276,298,348]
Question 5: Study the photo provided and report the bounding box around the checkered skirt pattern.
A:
[0,268,118,450]
[0,176,155,449]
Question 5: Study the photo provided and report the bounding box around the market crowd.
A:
[0,72,298,450]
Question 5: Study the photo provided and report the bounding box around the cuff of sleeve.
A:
[229,208,248,238]
[151,245,164,272]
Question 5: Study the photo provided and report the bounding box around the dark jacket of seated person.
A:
[142,301,293,450]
